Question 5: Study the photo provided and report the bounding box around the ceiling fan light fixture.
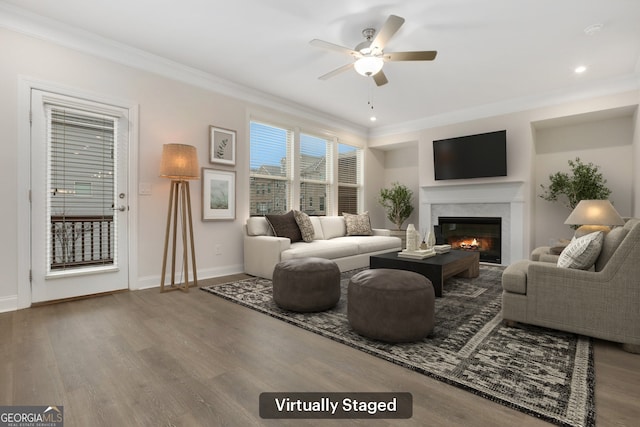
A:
[354,56,384,77]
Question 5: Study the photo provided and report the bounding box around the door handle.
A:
[114,205,126,212]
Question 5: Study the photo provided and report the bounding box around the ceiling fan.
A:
[310,14,437,86]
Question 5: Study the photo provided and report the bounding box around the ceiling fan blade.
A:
[384,51,438,61]
[310,39,360,57]
[318,63,354,80]
[370,15,405,51]
[373,70,388,86]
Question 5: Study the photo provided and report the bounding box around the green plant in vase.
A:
[378,182,414,230]
[539,157,612,210]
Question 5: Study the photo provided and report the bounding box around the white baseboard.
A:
[0,295,18,313]
[135,264,245,290]
[0,265,246,312]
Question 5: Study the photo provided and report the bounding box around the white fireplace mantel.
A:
[420,181,526,265]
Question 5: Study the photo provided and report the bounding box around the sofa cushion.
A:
[502,259,530,295]
[246,217,271,236]
[319,216,346,240]
[557,231,604,270]
[309,216,324,240]
[281,240,359,261]
[343,212,373,236]
[595,226,628,271]
[266,211,302,243]
[539,254,560,263]
[331,236,400,254]
[293,210,314,242]
[530,246,551,262]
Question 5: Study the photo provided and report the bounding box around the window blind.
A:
[249,120,362,216]
[338,143,362,214]
[249,121,293,215]
[300,133,331,215]
[47,106,117,270]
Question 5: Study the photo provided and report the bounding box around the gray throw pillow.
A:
[343,212,373,236]
[265,211,302,243]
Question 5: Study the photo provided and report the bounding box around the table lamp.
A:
[159,143,199,292]
[564,200,624,238]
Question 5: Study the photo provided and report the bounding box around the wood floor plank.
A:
[1,275,638,426]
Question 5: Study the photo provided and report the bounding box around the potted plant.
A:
[378,182,415,230]
[539,157,612,210]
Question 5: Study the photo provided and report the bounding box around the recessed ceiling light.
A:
[575,65,587,74]
[583,23,603,36]
[370,116,377,122]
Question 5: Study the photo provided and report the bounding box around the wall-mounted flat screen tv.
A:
[433,130,507,180]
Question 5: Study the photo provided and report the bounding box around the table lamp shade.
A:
[564,200,624,226]
[160,144,199,180]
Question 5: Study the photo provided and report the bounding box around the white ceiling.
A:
[3,0,640,133]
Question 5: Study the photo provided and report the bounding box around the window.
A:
[337,143,362,214]
[249,121,292,215]
[250,120,362,216]
[48,107,117,270]
[299,133,331,215]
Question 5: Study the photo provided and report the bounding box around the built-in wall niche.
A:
[532,105,636,154]
[531,105,637,248]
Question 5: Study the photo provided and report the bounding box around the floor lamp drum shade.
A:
[160,143,199,180]
[565,200,625,237]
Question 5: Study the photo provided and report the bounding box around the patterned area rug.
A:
[201,266,594,426]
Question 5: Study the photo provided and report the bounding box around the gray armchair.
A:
[502,218,640,351]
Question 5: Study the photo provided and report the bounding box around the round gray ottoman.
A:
[272,257,341,312]
[347,269,435,343]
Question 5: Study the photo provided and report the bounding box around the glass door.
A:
[30,90,129,303]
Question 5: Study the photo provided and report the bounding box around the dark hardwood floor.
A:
[1,274,638,426]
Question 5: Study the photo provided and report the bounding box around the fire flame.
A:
[458,237,480,250]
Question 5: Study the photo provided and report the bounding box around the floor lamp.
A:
[159,143,199,292]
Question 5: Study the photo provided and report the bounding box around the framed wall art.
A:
[209,126,236,166]
[202,168,235,221]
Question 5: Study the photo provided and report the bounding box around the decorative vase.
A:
[427,227,436,248]
[406,224,418,251]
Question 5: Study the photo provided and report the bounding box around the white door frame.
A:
[17,76,139,309]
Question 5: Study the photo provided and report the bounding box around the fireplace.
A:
[437,217,501,264]
[421,181,525,265]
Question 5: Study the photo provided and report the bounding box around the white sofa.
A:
[243,216,402,279]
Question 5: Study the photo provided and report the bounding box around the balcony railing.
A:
[50,215,114,270]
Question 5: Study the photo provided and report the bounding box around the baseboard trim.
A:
[0,295,18,313]
[136,264,245,290]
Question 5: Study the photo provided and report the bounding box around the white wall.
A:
[364,147,386,228]
[0,28,365,310]
[635,104,640,215]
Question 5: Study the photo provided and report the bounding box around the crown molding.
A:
[369,73,640,139]
[0,3,368,138]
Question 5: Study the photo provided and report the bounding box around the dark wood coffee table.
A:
[369,250,480,297]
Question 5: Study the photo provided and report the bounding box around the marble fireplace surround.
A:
[420,181,525,265]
